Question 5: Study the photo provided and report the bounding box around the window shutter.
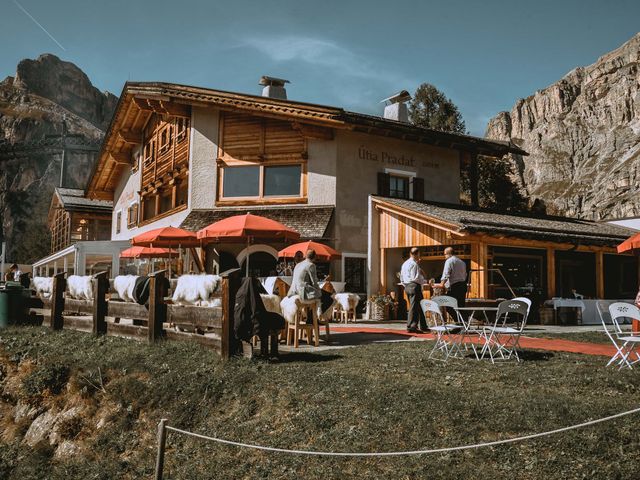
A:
[377,172,391,196]
[413,177,425,202]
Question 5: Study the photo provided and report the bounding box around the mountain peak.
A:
[11,53,117,130]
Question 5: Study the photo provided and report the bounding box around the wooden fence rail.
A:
[32,269,241,359]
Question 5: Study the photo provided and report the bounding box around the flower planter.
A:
[369,301,390,321]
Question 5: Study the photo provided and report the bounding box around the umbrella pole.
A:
[245,237,250,277]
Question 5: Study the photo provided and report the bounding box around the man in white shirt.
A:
[400,247,428,333]
[439,247,468,308]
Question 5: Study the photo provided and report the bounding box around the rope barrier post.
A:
[155,418,168,480]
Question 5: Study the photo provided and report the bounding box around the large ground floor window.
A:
[218,162,306,204]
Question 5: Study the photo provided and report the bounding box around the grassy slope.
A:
[1,326,639,480]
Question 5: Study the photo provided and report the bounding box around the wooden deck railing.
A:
[31,269,241,359]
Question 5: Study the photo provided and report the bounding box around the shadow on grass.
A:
[457,349,555,362]
[276,352,343,363]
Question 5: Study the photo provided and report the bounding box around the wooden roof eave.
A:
[373,198,466,237]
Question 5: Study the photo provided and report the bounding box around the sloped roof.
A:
[55,187,112,212]
[373,196,635,247]
[180,206,334,239]
[87,81,528,200]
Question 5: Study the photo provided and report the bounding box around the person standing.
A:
[439,247,468,308]
[400,247,428,333]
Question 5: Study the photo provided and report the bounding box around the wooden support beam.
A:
[380,248,387,294]
[92,271,109,335]
[118,130,143,145]
[108,151,132,165]
[596,251,604,299]
[478,242,488,299]
[547,247,556,299]
[148,270,167,343]
[51,272,66,330]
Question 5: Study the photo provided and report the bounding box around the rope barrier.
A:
[163,405,640,458]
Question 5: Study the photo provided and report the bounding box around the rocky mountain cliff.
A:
[486,33,640,220]
[0,54,117,263]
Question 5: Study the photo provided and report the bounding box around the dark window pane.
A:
[344,257,367,293]
[264,165,301,196]
[389,175,409,199]
[223,166,260,197]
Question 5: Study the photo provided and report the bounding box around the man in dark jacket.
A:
[234,277,285,358]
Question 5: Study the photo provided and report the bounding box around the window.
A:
[176,182,188,207]
[264,165,302,196]
[223,166,260,198]
[142,197,155,221]
[159,190,173,214]
[143,140,155,166]
[159,125,172,152]
[343,254,367,293]
[220,164,303,200]
[176,117,189,142]
[127,203,138,228]
[389,175,409,199]
[115,211,122,234]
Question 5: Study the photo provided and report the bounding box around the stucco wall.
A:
[307,138,337,206]
[190,107,220,209]
[334,131,460,254]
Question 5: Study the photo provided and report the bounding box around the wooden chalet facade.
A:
[85,81,523,290]
[369,196,637,311]
[48,188,112,253]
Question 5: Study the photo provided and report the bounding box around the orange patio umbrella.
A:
[120,246,178,259]
[617,232,640,254]
[197,213,300,275]
[278,241,341,262]
[131,226,198,248]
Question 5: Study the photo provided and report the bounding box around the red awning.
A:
[196,213,300,243]
[120,246,178,259]
[132,226,198,247]
[278,241,341,262]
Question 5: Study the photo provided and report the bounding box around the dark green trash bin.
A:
[0,281,26,328]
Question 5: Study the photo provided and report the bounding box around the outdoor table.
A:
[453,306,499,359]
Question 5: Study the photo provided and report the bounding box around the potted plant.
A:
[368,293,393,321]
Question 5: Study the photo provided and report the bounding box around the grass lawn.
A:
[1,326,640,479]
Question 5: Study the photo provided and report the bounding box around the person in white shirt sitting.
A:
[400,247,428,333]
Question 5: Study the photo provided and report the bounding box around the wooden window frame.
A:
[216,160,308,206]
[127,202,138,229]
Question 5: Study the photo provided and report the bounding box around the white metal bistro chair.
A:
[431,295,471,358]
[421,298,462,361]
[479,299,529,363]
[603,302,640,370]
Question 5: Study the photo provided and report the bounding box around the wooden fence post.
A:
[50,272,66,330]
[92,271,109,335]
[148,270,167,343]
[220,268,241,359]
[154,418,168,480]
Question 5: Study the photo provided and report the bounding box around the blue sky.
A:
[1,0,639,135]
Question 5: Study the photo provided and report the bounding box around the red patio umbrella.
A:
[617,232,640,253]
[131,226,198,248]
[197,213,300,275]
[278,241,341,262]
[119,246,178,259]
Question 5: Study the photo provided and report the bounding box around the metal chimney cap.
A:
[380,90,411,104]
[259,76,290,87]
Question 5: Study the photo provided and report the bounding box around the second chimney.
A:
[381,90,411,123]
[260,76,290,100]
